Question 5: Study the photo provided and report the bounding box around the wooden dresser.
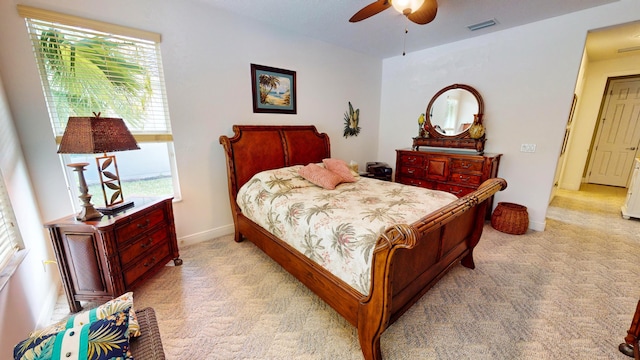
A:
[45,197,181,312]
[395,149,502,212]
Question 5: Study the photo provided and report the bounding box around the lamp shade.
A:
[392,0,425,15]
[58,116,140,154]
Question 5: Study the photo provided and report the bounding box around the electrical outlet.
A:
[42,259,57,272]
[520,144,536,153]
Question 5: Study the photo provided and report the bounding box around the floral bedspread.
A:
[237,165,457,295]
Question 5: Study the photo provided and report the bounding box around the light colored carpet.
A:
[53,184,640,359]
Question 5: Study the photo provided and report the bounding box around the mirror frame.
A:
[413,84,486,153]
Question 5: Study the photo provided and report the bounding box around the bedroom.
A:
[0,0,639,358]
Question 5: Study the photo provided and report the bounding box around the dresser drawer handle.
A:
[140,238,153,249]
[407,168,415,174]
[137,219,151,229]
[458,175,471,182]
[461,162,471,169]
[407,157,417,163]
[449,188,463,195]
[144,256,157,267]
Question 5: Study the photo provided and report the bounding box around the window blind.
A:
[19,5,172,144]
[0,171,21,271]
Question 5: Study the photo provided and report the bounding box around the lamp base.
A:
[68,162,103,221]
[77,204,103,221]
[97,200,135,215]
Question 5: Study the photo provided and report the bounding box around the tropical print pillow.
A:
[30,292,140,339]
[13,307,133,360]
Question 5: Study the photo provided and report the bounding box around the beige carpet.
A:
[53,184,640,359]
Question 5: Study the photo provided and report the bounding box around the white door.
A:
[589,77,640,187]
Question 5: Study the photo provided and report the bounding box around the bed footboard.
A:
[357,178,507,360]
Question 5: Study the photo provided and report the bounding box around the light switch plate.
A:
[521,144,536,153]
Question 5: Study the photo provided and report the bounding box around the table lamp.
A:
[57,113,140,220]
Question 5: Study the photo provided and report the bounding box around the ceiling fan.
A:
[349,0,438,25]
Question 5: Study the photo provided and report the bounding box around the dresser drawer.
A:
[450,172,482,186]
[119,225,169,266]
[450,158,484,173]
[115,206,167,245]
[123,242,171,288]
[399,165,424,178]
[398,176,431,188]
[400,154,424,166]
[436,183,475,197]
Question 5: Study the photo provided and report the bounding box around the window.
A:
[0,169,24,276]
[19,5,180,208]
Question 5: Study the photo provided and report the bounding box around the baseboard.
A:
[177,224,234,247]
[35,279,62,330]
[528,218,546,232]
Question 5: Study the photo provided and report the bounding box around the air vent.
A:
[467,19,497,31]
[618,45,640,53]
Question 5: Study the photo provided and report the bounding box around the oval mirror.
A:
[425,84,484,137]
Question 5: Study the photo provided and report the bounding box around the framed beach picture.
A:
[251,64,296,114]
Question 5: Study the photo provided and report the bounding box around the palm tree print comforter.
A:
[237,164,457,295]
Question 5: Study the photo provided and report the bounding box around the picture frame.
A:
[251,64,296,114]
[560,94,577,155]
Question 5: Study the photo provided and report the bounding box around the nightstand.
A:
[45,197,181,312]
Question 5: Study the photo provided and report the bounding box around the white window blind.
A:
[0,170,22,271]
[18,5,173,144]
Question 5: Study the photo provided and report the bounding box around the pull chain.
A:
[403,26,408,56]
[402,16,410,56]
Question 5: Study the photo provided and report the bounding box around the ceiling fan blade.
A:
[349,1,392,23]
[407,0,438,25]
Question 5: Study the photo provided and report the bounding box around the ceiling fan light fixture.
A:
[392,0,426,16]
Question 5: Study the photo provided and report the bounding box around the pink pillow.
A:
[298,163,343,190]
[323,158,357,183]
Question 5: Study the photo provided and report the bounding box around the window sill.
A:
[0,248,29,292]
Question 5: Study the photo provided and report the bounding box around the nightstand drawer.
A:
[450,158,484,173]
[119,225,169,266]
[123,242,171,288]
[450,172,482,186]
[115,206,167,244]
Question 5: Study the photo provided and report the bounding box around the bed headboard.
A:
[219,125,331,201]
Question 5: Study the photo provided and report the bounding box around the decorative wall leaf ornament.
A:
[343,102,361,138]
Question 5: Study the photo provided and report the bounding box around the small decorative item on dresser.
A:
[418,113,426,138]
[491,202,529,235]
[468,114,485,139]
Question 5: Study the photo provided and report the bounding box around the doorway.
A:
[586,75,640,187]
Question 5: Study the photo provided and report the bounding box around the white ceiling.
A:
[192,0,639,60]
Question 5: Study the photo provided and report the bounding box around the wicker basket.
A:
[491,202,529,235]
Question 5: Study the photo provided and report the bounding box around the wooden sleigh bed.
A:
[219,125,507,360]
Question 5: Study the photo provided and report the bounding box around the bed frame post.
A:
[357,224,418,360]
[461,199,489,269]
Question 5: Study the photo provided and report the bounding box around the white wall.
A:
[378,0,640,231]
[0,73,60,357]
